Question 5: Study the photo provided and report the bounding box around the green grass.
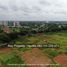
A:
[18,47,32,52]
[13,32,67,57]
[0,52,13,62]
[0,51,29,67]
[0,32,67,67]
[14,32,67,46]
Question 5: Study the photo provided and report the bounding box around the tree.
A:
[0,33,10,43]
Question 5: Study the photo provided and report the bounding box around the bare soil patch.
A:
[22,48,52,67]
[0,48,12,53]
[54,54,67,65]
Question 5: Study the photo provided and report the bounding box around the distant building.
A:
[13,21,21,27]
[0,21,3,25]
[8,21,14,27]
[0,21,21,27]
[0,21,8,26]
[2,21,8,26]
[3,26,11,33]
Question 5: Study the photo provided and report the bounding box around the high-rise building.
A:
[0,21,21,27]
[0,21,3,25]
[13,21,20,27]
[8,21,14,27]
[2,21,8,26]
[0,21,8,26]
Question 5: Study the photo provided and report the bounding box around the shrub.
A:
[49,50,59,57]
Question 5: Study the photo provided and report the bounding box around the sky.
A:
[0,0,67,21]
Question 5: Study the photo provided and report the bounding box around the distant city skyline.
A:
[0,21,21,27]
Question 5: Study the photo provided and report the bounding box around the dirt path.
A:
[22,48,52,67]
[0,48,12,53]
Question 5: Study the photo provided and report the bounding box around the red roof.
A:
[3,26,11,33]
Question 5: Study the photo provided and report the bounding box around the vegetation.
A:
[0,22,67,67]
[0,50,29,67]
[49,50,59,57]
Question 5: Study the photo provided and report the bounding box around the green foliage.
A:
[5,53,23,64]
[2,52,29,67]
[50,64,62,67]
[18,47,32,52]
[49,50,59,57]
[0,33,10,43]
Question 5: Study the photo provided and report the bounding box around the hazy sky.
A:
[0,0,67,21]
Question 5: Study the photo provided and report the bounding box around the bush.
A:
[5,54,23,64]
[49,50,59,57]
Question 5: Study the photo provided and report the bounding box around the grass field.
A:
[0,32,67,67]
[15,32,67,50]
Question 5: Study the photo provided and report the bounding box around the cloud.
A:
[0,0,67,21]
[0,5,8,10]
[39,0,51,6]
